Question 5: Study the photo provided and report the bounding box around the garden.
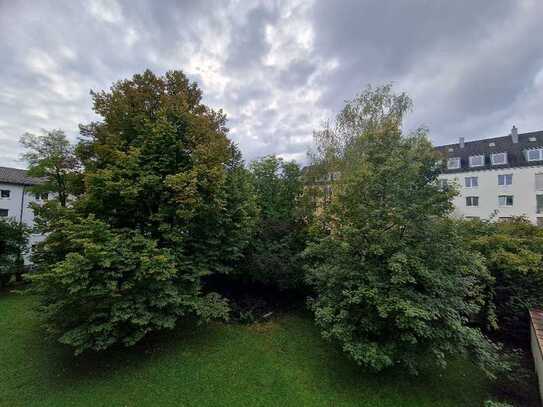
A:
[1,71,542,406]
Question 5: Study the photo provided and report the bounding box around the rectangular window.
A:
[527,149,543,161]
[536,174,543,191]
[466,196,479,207]
[537,195,543,214]
[469,155,484,167]
[498,174,513,186]
[447,157,461,170]
[491,153,507,165]
[0,190,10,198]
[0,209,8,217]
[498,195,514,207]
[465,176,478,188]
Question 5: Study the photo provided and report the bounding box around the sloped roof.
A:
[0,166,44,185]
[435,130,543,173]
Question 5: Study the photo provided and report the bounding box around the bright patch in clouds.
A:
[1,0,542,168]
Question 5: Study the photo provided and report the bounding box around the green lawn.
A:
[0,292,505,406]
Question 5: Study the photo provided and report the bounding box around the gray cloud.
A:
[1,0,542,169]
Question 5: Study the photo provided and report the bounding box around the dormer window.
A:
[447,157,461,170]
[491,152,507,165]
[527,148,543,162]
[469,155,484,167]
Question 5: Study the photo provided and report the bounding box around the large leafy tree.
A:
[20,129,81,207]
[304,85,501,375]
[240,156,306,289]
[31,70,256,352]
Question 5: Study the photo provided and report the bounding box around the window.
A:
[0,209,7,217]
[466,196,479,207]
[465,176,478,188]
[527,149,543,161]
[491,152,507,165]
[447,157,461,169]
[34,193,49,201]
[469,155,484,167]
[538,217,543,227]
[438,179,448,189]
[498,174,513,186]
[498,195,514,207]
[537,195,543,214]
[0,190,10,198]
[536,174,543,191]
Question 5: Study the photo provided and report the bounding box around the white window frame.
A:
[469,155,484,167]
[491,152,508,165]
[447,157,461,170]
[498,195,514,207]
[498,174,513,186]
[464,176,478,188]
[527,149,543,162]
[466,196,479,207]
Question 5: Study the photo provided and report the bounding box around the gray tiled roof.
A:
[435,130,543,173]
[0,166,44,185]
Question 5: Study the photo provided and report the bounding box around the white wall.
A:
[0,182,45,261]
[439,165,543,223]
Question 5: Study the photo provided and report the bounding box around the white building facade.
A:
[436,127,543,225]
[0,167,46,254]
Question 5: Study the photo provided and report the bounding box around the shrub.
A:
[30,216,228,354]
[462,217,543,345]
[0,218,29,288]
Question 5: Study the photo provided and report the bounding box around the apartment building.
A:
[436,127,543,225]
[0,166,46,253]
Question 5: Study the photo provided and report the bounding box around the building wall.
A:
[0,182,45,261]
[439,165,543,223]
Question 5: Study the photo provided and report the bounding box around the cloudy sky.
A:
[1,0,543,168]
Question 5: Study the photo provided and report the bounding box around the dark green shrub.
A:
[0,218,29,288]
[462,217,543,344]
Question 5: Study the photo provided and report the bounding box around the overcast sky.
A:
[1,0,543,168]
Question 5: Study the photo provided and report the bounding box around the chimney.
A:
[459,137,465,148]
[511,125,518,143]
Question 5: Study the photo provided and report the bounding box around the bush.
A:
[461,217,543,345]
[30,216,228,354]
[0,218,29,288]
[240,156,307,290]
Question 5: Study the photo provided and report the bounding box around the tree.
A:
[239,155,306,290]
[30,70,255,353]
[304,85,501,375]
[0,217,29,288]
[20,129,81,207]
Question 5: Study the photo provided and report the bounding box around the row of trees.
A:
[3,71,542,383]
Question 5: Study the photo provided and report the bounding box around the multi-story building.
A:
[0,166,46,255]
[436,127,543,225]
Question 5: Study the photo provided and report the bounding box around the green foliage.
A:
[31,69,254,353]
[29,216,227,354]
[460,217,543,344]
[240,155,307,289]
[0,217,29,288]
[20,129,82,206]
[305,85,501,376]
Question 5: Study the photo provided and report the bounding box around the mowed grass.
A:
[1,292,499,407]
